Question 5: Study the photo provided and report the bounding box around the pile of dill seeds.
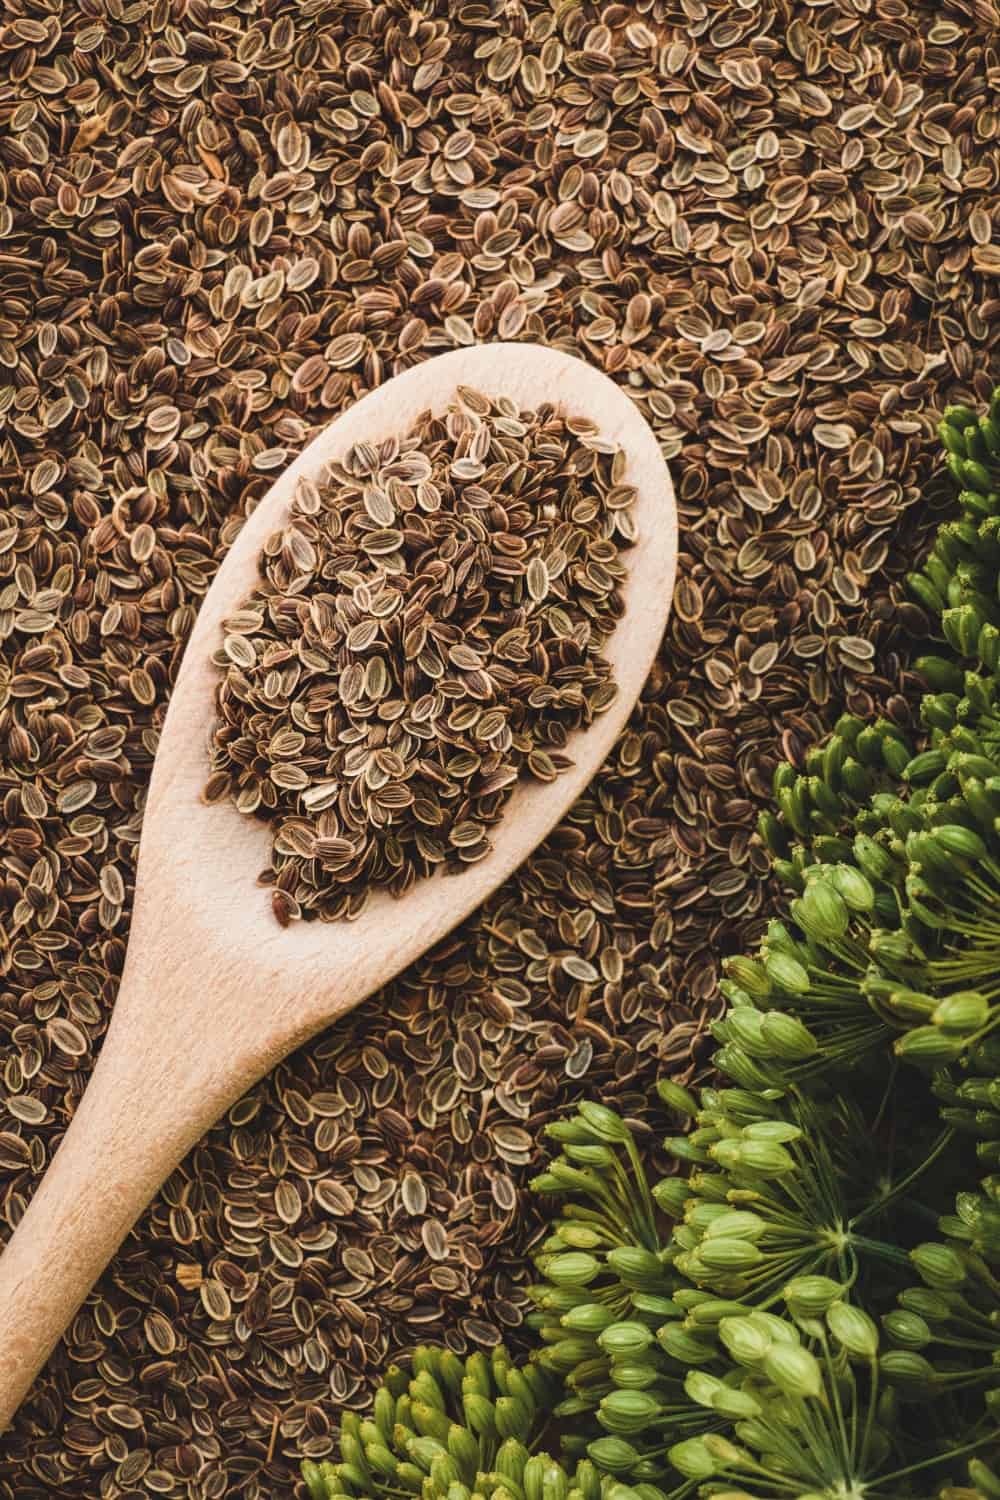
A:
[2,0,999,1490]
[205,391,634,922]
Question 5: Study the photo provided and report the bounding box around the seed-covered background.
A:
[1,0,998,1493]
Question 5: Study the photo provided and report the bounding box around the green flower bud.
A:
[882,736,911,776]
[652,1177,690,1217]
[939,419,968,456]
[827,1302,879,1359]
[611,1360,661,1391]
[763,950,811,995]
[813,835,854,863]
[894,1027,967,1066]
[412,1349,445,1381]
[725,955,772,997]
[759,1011,818,1060]
[359,1420,381,1450]
[597,1322,655,1359]
[553,1396,592,1420]
[945,451,966,487]
[657,1079,698,1117]
[564,1144,616,1168]
[688,1170,734,1203]
[374,1388,396,1444]
[495,1396,531,1441]
[462,1394,496,1436]
[302,1461,329,1500]
[880,1350,937,1387]
[911,1242,967,1289]
[808,774,842,819]
[443,1353,468,1398]
[963,459,993,493]
[702,1434,747,1464]
[541,1337,598,1374]
[546,1162,601,1194]
[885,988,936,1021]
[631,1292,681,1320]
[719,1316,770,1366]
[841,756,873,800]
[541,1460,569,1500]
[575,1462,602,1500]
[968,1461,1000,1499]
[830,864,875,911]
[657,1324,718,1365]
[586,1437,640,1476]
[932,992,990,1034]
[711,1140,796,1176]
[774,762,798,793]
[763,1343,823,1399]
[778,782,810,837]
[724,1008,765,1053]
[542,1253,601,1287]
[852,834,898,883]
[408,1437,448,1474]
[916,655,964,692]
[855,724,885,767]
[598,1390,661,1434]
[686,1297,748,1324]
[703,1210,765,1242]
[833,712,864,745]
[431,1453,461,1490]
[578,1101,630,1143]
[882,1309,930,1350]
[664,1134,710,1165]
[683,1370,721,1407]
[340,1436,371,1479]
[556,1224,605,1250]
[464,1353,493,1399]
[547,1120,595,1145]
[714,1045,778,1091]
[697,1238,763,1272]
[412,1401,451,1442]
[798,880,849,942]
[784,1275,845,1317]
[667,1438,716,1480]
[495,1440,528,1485]
[935,824,988,860]
[712,1385,762,1420]
[561,1303,615,1335]
[898,1287,953,1321]
[757,809,789,856]
[524,1455,547,1500]
[606,1247,667,1286]
[754,1310,800,1344]
[904,749,948,783]
[964,413,990,459]
[396,1463,425,1492]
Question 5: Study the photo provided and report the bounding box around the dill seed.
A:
[206,395,633,924]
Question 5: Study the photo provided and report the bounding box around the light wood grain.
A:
[0,343,677,1431]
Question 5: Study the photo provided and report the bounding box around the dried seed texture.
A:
[205,394,632,922]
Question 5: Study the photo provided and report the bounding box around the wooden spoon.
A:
[0,343,676,1431]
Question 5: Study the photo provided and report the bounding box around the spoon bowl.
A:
[0,343,676,1431]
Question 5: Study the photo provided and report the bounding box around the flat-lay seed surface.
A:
[1,0,998,1490]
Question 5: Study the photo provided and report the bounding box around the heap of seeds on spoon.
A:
[204,388,636,922]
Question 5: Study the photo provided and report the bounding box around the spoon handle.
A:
[0,973,237,1432]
